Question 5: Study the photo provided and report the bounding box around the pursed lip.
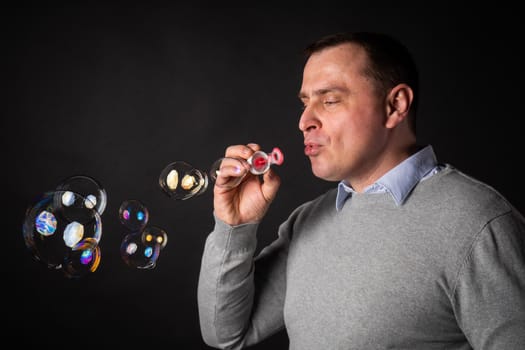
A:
[304,140,322,156]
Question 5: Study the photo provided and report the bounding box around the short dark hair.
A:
[304,32,420,134]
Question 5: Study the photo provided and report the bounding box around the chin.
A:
[311,166,336,182]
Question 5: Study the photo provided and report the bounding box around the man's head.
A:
[298,32,419,189]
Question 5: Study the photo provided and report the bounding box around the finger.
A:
[218,157,251,174]
[215,161,246,178]
[214,160,248,188]
[246,143,261,152]
[224,143,260,159]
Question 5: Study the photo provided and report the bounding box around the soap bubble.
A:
[120,231,160,269]
[23,190,102,270]
[159,161,208,200]
[118,199,149,231]
[142,225,168,250]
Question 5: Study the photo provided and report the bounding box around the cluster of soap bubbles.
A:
[118,199,168,269]
[22,147,283,277]
[22,175,170,277]
[22,175,107,279]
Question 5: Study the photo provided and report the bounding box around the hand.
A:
[213,143,281,226]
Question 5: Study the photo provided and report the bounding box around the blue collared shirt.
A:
[335,145,442,210]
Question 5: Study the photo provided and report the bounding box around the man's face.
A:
[298,43,390,185]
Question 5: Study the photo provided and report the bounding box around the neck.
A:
[347,133,418,193]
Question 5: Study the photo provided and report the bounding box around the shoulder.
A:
[418,164,515,218]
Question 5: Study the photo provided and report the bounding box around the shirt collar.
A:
[336,145,439,210]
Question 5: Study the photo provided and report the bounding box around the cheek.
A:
[351,104,387,138]
[332,115,383,157]
[329,115,359,144]
[324,98,384,143]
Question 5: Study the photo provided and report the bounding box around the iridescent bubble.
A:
[142,225,168,250]
[23,190,102,269]
[119,199,149,231]
[56,175,107,215]
[63,237,101,279]
[120,231,160,269]
[159,161,208,200]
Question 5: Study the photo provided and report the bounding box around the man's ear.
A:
[385,83,413,129]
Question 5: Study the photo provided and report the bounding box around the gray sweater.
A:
[197,165,525,349]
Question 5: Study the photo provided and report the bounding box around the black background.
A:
[4,4,523,349]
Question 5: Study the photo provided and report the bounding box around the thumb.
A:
[261,168,281,203]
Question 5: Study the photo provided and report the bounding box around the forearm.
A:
[197,218,259,349]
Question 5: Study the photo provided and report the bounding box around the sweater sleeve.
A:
[453,210,525,350]
[197,215,289,349]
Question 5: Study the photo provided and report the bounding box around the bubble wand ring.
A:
[247,147,284,175]
[212,147,284,188]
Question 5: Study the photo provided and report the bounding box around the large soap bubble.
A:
[23,190,102,273]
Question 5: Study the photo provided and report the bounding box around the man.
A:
[197,32,525,349]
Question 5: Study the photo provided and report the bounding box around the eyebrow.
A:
[298,86,349,99]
